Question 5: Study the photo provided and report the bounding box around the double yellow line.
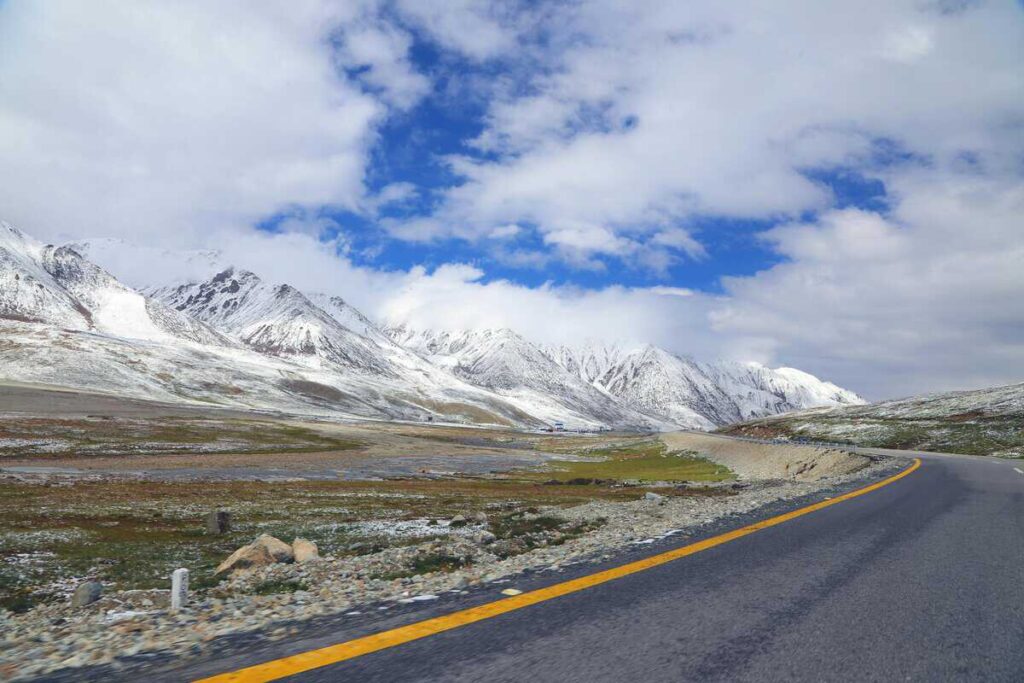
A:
[198,458,922,682]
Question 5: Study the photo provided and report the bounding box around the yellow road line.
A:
[197,458,922,683]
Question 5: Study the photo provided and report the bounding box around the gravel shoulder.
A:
[0,444,903,682]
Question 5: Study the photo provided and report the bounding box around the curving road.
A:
[173,449,1024,683]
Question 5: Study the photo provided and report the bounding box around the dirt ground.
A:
[662,431,871,480]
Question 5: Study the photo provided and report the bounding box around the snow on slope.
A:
[592,346,741,430]
[387,327,654,429]
[151,269,395,374]
[0,222,227,345]
[0,221,93,330]
[720,382,1024,456]
[545,343,864,429]
[148,269,547,426]
[702,361,864,420]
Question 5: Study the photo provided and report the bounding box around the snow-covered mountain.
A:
[386,327,656,429]
[151,269,394,375]
[0,221,227,346]
[0,221,864,431]
[543,343,864,429]
[702,361,863,419]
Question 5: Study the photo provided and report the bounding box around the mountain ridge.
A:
[0,222,864,431]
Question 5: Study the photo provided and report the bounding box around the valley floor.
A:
[0,385,882,681]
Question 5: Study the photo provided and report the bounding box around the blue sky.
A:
[0,0,1022,398]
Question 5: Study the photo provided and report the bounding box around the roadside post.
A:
[171,568,189,612]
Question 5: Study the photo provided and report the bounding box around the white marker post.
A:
[171,568,189,612]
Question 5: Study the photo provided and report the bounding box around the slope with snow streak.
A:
[545,343,864,429]
[592,346,738,430]
[387,327,653,429]
[703,361,864,421]
[152,269,394,375]
[0,222,227,346]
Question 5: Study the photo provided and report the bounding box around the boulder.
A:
[215,534,294,575]
[292,538,319,563]
[472,511,488,524]
[71,581,103,608]
[644,491,667,504]
[449,514,468,528]
[205,510,232,535]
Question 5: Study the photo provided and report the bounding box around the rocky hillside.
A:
[719,382,1024,456]
[543,343,864,430]
[386,327,657,429]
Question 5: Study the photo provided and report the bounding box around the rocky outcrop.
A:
[215,534,294,575]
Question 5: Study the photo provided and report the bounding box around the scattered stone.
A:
[644,492,667,504]
[292,538,319,563]
[472,511,488,524]
[71,581,103,608]
[215,534,294,574]
[500,588,523,596]
[449,514,468,528]
[205,510,232,535]
[472,530,497,545]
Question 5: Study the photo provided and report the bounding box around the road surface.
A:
[169,449,1024,682]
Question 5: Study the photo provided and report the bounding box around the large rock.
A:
[71,581,103,608]
[215,534,294,575]
[292,538,319,563]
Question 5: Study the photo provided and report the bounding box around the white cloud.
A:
[0,0,424,245]
[411,0,1024,270]
[712,171,1024,398]
[395,0,516,60]
[378,263,722,354]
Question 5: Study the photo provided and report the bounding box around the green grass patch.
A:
[534,440,733,483]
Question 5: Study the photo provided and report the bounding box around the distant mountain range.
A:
[0,221,864,430]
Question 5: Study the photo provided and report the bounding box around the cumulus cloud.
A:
[713,172,1024,398]
[378,263,722,355]
[411,0,1023,269]
[0,0,422,245]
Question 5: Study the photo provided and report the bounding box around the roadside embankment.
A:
[661,431,871,481]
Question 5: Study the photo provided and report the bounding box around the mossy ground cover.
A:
[529,439,734,483]
[0,474,671,613]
